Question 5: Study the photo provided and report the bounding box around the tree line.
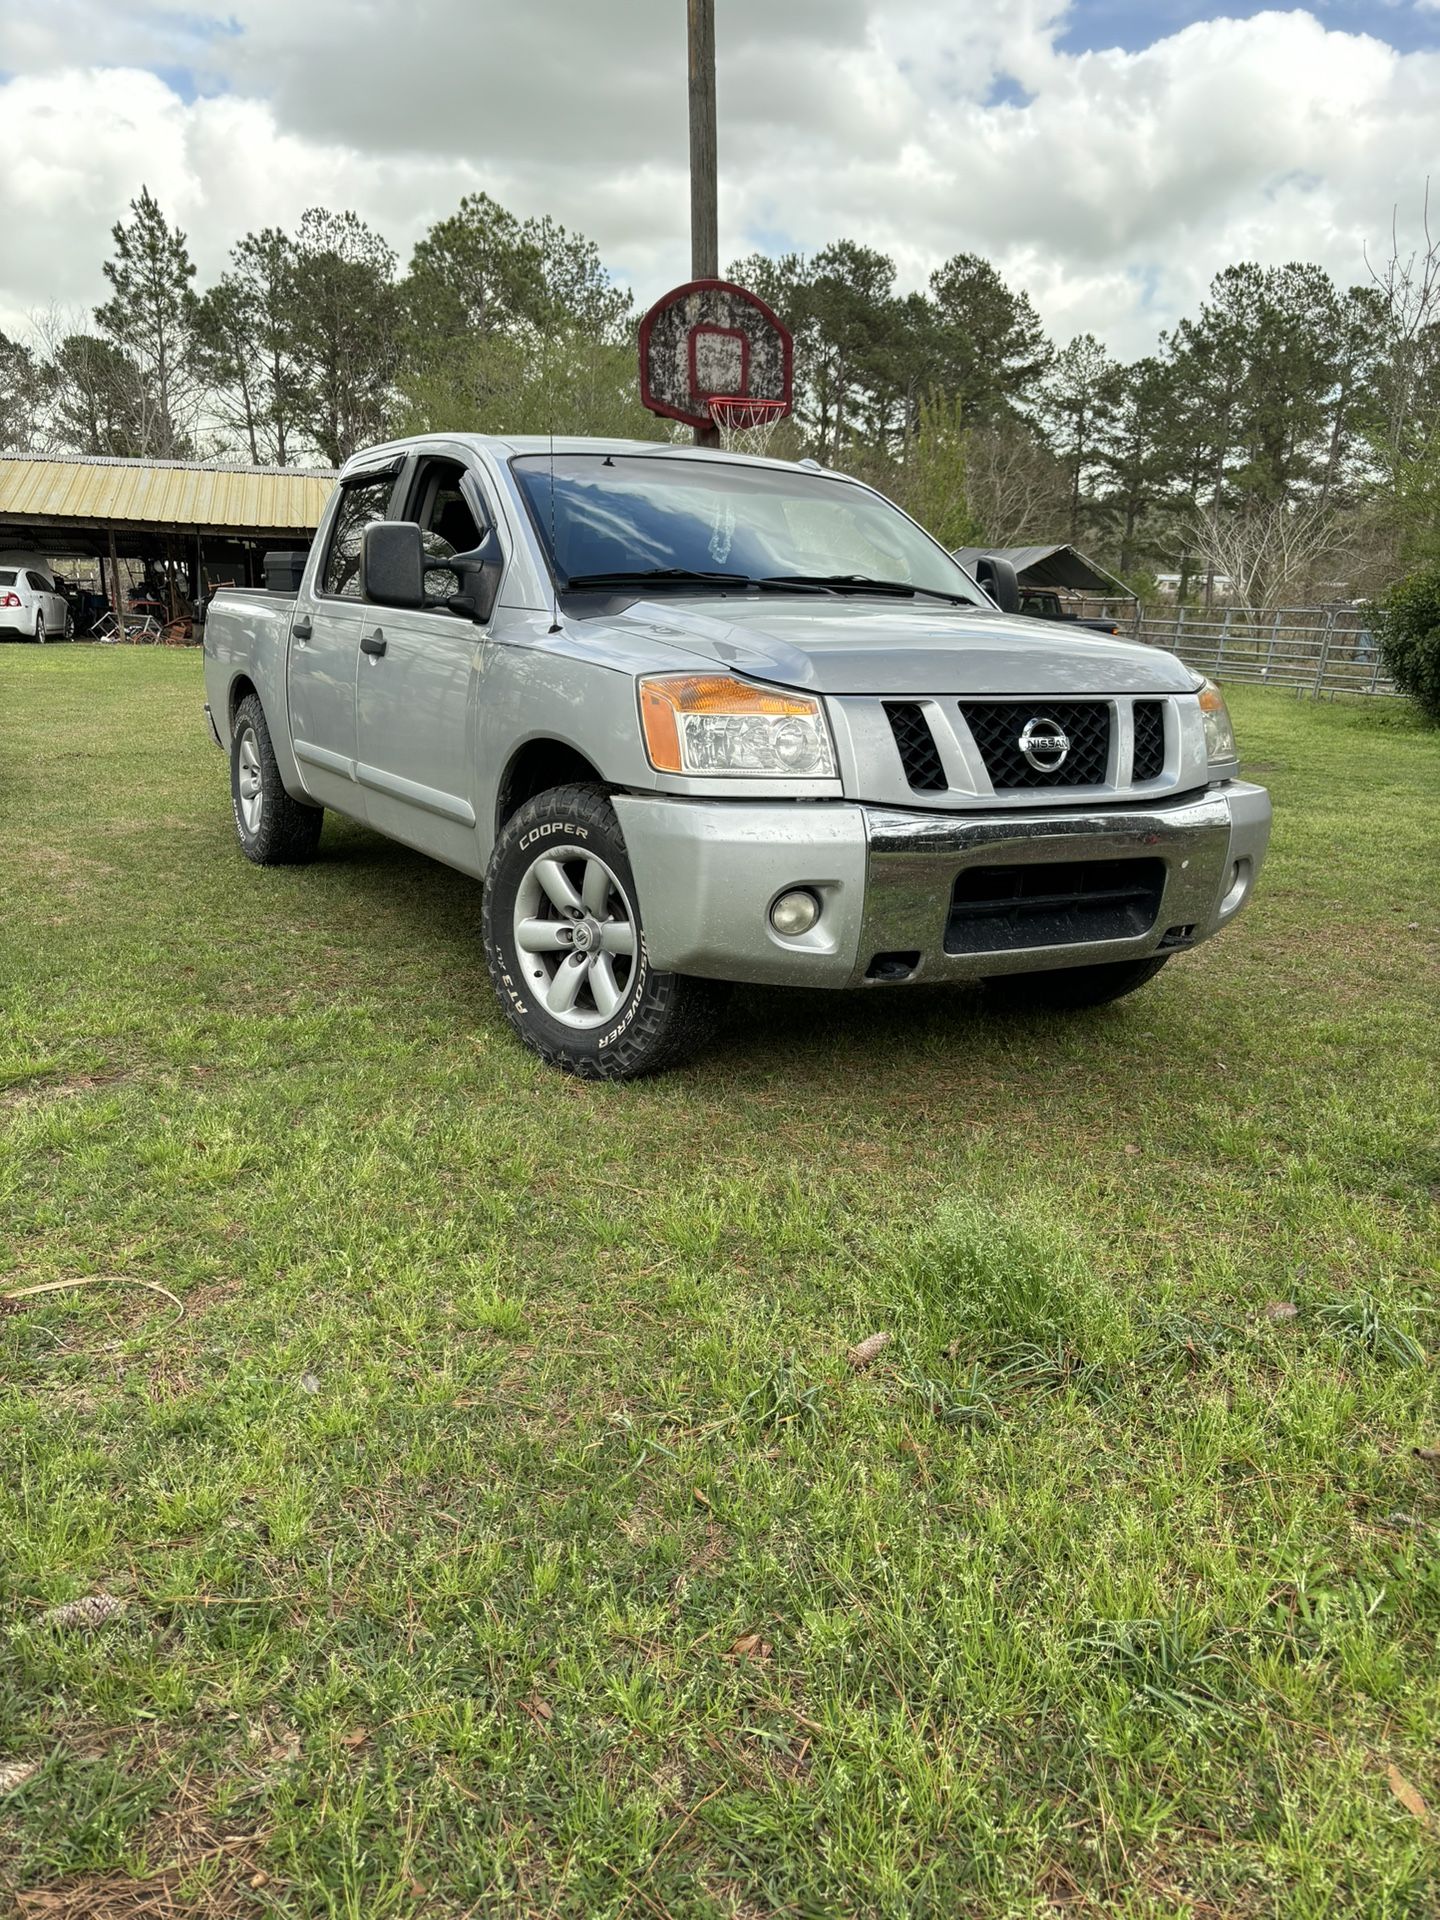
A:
[3,184,1437,607]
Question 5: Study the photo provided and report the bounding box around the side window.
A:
[408,463,483,608]
[27,571,51,593]
[321,474,395,599]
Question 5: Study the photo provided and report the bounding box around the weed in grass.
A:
[1076,1607,1234,1724]
[891,1195,1135,1371]
[903,1359,997,1426]
[1316,1292,1428,1367]
[1136,1304,1243,1371]
[733,1354,826,1433]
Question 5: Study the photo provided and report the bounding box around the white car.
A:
[0,558,72,642]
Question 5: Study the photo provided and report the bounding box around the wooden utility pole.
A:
[107,527,123,636]
[688,0,720,445]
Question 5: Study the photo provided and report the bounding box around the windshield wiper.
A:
[560,568,977,604]
[562,568,752,591]
[756,573,972,604]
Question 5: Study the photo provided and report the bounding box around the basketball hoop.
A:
[707,396,788,455]
[639,279,794,445]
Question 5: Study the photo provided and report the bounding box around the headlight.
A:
[1198,680,1237,767]
[638,674,836,777]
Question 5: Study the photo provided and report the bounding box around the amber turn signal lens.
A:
[638,674,832,776]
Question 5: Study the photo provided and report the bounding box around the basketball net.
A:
[707,396,788,456]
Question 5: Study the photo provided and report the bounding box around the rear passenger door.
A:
[288,464,400,816]
[353,454,496,875]
[27,572,64,637]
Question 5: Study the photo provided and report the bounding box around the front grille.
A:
[959,700,1111,789]
[1132,700,1166,781]
[945,858,1166,954]
[885,701,947,791]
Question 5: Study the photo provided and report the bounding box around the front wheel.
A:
[983,954,1169,1012]
[229,694,324,865]
[482,784,725,1079]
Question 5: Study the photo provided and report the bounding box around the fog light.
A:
[769,889,821,937]
[1220,857,1251,916]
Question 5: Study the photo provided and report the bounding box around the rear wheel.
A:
[229,694,324,865]
[482,783,725,1079]
[984,954,1169,1011]
[34,616,46,645]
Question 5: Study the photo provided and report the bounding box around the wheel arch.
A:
[227,673,260,736]
[494,737,607,838]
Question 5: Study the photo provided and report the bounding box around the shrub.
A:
[1377,565,1440,723]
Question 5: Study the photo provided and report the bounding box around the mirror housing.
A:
[974,553,1021,614]
[361,520,503,623]
[440,529,505,624]
[362,521,426,609]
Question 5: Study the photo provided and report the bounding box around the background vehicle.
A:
[1016,586,1125,636]
[952,544,1134,637]
[0,554,72,641]
[202,435,1270,1079]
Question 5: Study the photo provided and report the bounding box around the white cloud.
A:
[0,2,1437,360]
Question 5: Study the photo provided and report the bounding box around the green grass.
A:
[2,650,1438,1918]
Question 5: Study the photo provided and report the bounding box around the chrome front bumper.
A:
[612,783,1271,988]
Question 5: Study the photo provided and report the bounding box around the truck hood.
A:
[607,596,1198,697]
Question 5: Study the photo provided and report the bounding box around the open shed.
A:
[0,453,334,630]
[952,543,1136,605]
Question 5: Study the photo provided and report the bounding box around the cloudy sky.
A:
[1,1,1437,359]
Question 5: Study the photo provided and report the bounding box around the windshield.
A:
[511,454,987,604]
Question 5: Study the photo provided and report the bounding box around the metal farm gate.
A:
[1073,603,1396,699]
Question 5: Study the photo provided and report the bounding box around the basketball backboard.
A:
[638,278,793,434]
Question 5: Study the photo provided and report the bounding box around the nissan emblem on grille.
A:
[1017,716,1071,773]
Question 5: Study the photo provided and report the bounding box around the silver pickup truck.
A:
[202,434,1271,1078]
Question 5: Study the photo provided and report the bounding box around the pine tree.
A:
[93,187,200,458]
[195,229,304,464]
[290,209,400,466]
[1040,334,1121,544]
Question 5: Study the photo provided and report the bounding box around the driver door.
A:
[353,455,494,874]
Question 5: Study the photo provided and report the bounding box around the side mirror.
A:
[973,554,1021,614]
[438,529,505,625]
[362,521,426,609]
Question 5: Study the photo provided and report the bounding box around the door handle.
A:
[361,631,387,658]
[292,615,313,641]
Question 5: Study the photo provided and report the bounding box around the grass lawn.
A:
[2,648,1438,1919]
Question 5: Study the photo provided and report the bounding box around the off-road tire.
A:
[482,783,726,1080]
[984,954,1169,1012]
[230,693,324,866]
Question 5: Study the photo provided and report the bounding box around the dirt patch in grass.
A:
[1,1068,131,1110]
[14,1766,269,1920]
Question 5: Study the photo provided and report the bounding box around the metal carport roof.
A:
[952,543,1135,599]
[0,454,335,549]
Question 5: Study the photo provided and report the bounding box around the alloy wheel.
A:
[236,724,264,835]
[511,845,638,1029]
